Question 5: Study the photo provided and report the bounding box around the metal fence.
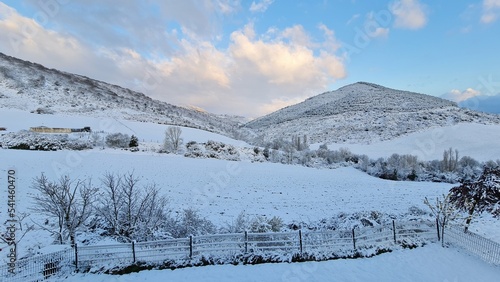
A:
[5,221,500,281]
[2,222,497,282]
[0,248,74,282]
[0,220,437,281]
[444,225,500,265]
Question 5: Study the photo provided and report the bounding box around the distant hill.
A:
[0,52,241,136]
[459,95,500,114]
[244,82,500,144]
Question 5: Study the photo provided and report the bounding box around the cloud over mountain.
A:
[0,2,345,118]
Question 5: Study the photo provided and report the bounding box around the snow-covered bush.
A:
[184,140,240,161]
[184,141,204,158]
[31,107,54,114]
[248,216,284,233]
[170,209,217,238]
[0,130,92,151]
[105,133,130,148]
[205,140,240,160]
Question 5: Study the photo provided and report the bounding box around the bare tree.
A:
[1,213,34,258]
[442,148,459,172]
[164,126,183,153]
[97,172,169,242]
[97,172,123,236]
[31,174,97,245]
[424,194,461,246]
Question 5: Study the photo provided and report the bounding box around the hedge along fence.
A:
[0,220,438,281]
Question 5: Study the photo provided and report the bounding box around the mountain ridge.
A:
[244,82,500,145]
[2,52,499,146]
[0,52,241,136]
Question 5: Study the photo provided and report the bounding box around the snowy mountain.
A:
[0,52,241,136]
[245,82,500,144]
[2,52,499,146]
[459,95,500,114]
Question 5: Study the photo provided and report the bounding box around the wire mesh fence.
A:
[0,247,74,282]
[444,225,500,265]
[3,219,498,282]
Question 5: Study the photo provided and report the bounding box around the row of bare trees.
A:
[31,172,169,245]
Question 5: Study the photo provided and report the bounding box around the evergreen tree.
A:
[449,167,500,232]
[129,135,139,147]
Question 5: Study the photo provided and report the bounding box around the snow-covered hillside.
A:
[2,52,499,148]
[245,82,500,144]
[0,52,242,136]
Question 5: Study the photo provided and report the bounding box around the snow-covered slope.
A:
[245,82,500,144]
[0,52,241,136]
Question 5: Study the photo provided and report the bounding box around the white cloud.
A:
[364,12,390,39]
[0,3,346,118]
[481,0,500,23]
[229,24,345,85]
[442,88,482,103]
[370,27,390,38]
[249,0,274,13]
[389,0,428,29]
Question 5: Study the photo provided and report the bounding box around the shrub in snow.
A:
[0,130,92,151]
[184,141,204,158]
[184,140,240,161]
[105,133,130,148]
[129,135,139,147]
[223,211,250,233]
[170,209,216,238]
[249,216,284,233]
[262,147,270,160]
[205,140,240,161]
[31,107,54,114]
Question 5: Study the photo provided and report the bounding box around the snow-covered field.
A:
[0,149,453,222]
[1,110,499,279]
[63,244,500,282]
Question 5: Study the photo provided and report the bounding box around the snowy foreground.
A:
[62,244,500,282]
[1,109,500,280]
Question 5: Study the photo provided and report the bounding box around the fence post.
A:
[74,243,78,271]
[352,228,356,250]
[436,218,441,241]
[299,230,303,254]
[189,236,193,258]
[244,231,248,253]
[132,240,136,263]
[392,220,396,244]
[441,225,445,247]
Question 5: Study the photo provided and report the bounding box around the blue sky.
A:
[0,0,499,117]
